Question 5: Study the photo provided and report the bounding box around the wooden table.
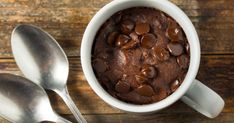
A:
[0,0,233,122]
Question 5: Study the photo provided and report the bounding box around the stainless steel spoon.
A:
[0,73,71,123]
[11,24,86,123]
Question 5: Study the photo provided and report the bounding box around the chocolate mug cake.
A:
[92,7,190,104]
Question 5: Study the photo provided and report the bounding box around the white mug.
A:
[81,0,224,118]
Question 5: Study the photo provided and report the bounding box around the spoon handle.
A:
[56,115,72,123]
[57,87,87,123]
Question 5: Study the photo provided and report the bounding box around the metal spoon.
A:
[0,73,71,123]
[11,24,86,123]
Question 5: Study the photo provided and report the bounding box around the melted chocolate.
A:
[92,7,190,104]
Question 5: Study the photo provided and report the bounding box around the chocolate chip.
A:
[105,69,123,83]
[153,47,170,61]
[93,59,108,73]
[115,34,130,47]
[177,54,189,69]
[115,80,130,93]
[167,42,184,56]
[136,84,154,97]
[141,65,157,79]
[142,51,149,58]
[129,32,139,41]
[107,31,119,46]
[144,56,158,66]
[166,24,183,42]
[93,7,190,104]
[122,39,138,50]
[114,12,122,24]
[185,42,190,54]
[135,22,150,35]
[120,20,135,34]
[157,88,168,100]
[141,33,157,49]
[135,75,148,84]
[100,76,112,90]
[170,80,180,92]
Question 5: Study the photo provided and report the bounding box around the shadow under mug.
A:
[81,0,224,118]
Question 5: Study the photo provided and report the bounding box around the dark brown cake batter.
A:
[92,7,190,104]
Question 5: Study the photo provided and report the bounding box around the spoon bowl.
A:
[0,73,71,123]
[11,24,68,90]
[11,24,86,123]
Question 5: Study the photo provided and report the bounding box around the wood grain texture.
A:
[0,0,234,58]
[1,113,234,123]
[0,0,233,123]
[0,55,233,123]
[64,113,234,123]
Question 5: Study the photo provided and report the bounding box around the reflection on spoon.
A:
[0,73,71,123]
[11,24,87,123]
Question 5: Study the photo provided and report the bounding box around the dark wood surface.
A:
[0,0,233,123]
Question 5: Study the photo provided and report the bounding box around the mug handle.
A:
[181,79,224,118]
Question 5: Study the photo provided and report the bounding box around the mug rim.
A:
[81,0,200,113]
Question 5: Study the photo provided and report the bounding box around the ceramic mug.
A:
[81,0,224,118]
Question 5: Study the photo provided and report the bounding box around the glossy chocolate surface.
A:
[92,7,190,104]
